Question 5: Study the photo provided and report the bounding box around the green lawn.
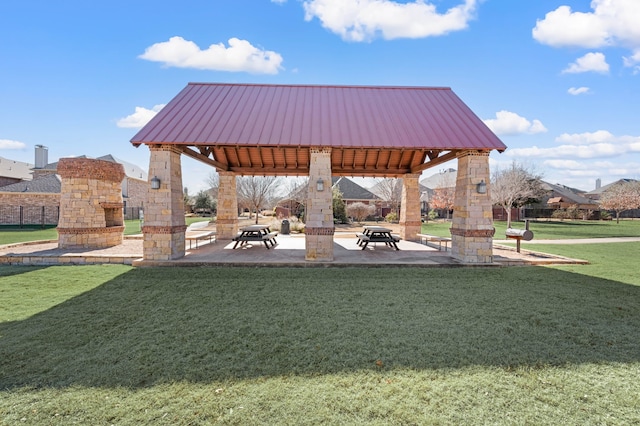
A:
[0,218,212,245]
[422,219,640,239]
[1,240,640,424]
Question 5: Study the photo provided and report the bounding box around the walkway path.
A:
[494,237,640,245]
[0,233,595,267]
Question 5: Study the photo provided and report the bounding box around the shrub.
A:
[385,212,398,223]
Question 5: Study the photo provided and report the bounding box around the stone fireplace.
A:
[57,157,126,249]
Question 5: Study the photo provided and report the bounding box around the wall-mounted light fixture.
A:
[316,177,325,192]
[476,179,487,194]
[150,176,161,190]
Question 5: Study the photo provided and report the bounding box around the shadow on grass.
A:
[1,267,639,389]
[0,265,49,278]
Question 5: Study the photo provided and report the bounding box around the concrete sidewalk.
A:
[0,233,589,267]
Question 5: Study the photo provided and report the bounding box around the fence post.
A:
[19,206,23,228]
[41,205,46,228]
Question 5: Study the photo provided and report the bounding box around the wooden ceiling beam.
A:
[411,150,458,174]
[181,146,229,171]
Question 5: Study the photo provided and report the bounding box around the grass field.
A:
[422,219,640,240]
[0,218,211,245]
[1,227,640,424]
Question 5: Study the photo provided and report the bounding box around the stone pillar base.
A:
[58,226,124,249]
[215,218,239,240]
[450,229,494,264]
[305,228,334,261]
[400,220,421,242]
[142,225,187,260]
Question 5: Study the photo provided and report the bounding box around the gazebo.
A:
[131,83,506,263]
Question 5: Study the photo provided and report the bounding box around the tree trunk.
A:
[505,207,512,228]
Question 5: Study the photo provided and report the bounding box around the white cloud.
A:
[532,5,610,48]
[568,86,590,95]
[117,104,165,129]
[0,139,27,150]
[507,131,640,159]
[139,36,284,74]
[562,52,609,74]
[623,49,640,73]
[533,0,640,68]
[302,0,478,42]
[556,130,616,145]
[543,159,588,170]
[483,110,547,136]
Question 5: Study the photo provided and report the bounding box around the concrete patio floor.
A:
[0,232,587,267]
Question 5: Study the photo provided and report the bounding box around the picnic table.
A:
[232,224,278,249]
[356,226,400,250]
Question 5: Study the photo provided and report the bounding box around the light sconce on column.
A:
[150,176,161,190]
[316,178,325,192]
[476,179,487,194]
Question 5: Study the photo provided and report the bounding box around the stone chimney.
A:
[34,145,48,169]
[596,178,601,190]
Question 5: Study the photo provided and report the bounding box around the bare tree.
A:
[491,162,545,228]
[374,178,402,216]
[599,180,640,223]
[347,202,376,224]
[207,171,219,190]
[429,173,456,220]
[236,176,282,224]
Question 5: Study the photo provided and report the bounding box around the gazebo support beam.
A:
[305,148,334,261]
[450,150,494,264]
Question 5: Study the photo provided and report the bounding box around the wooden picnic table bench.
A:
[416,233,451,251]
[356,226,400,250]
[232,225,278,249]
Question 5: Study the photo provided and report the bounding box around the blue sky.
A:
[1,0,639,192]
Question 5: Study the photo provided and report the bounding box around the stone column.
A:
[450,150,494,263]
[142,145,186,261]
[399,173,421,241]
[305,148,334,261]
[216,171,239,240]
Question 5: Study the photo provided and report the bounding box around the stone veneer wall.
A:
[216,171,239,240]
[57,158,125,249]
[305,149,334,261]
[142,145,186,261]
[399,173,422,241]
[450,151,494,263]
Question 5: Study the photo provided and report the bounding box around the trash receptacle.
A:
[281,219,290,234]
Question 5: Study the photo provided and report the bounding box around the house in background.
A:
[0,145,148,224]
[522,181,600,220]
[0,156,33,188]
[584,178,639,201]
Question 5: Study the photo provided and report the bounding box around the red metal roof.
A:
[131,83,506,152]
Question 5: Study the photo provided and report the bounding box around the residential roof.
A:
[0,156,33,181]
[332,177,379,201]
[585,178,638,195]
[420,168,457,189]
[39,155,147,181]
[541,181,598,206]
[0,173,61,193]
[131,83,506,177]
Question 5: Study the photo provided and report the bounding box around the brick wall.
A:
[124,177,147,208]
[0,193,60,224]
